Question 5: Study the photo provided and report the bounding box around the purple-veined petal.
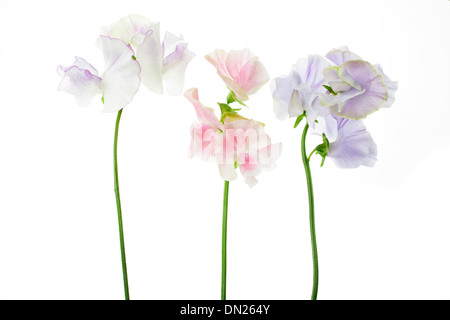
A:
[57,58,102,107]
[98,36,141,113]
[329,60,388,119]
[161,32,195,96]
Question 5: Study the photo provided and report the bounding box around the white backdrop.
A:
[0,0,449,300]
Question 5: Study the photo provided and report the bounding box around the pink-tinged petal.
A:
[136,23,163,94]
[205,48,269,101]
[57,58,102,107]
[239,143,282,187]
[328,114,377,168]
[109,14,155,48]
[325,46,362,65]
[184,88,224,131]
[189,123,221,161]
[98,36,141,113]
[374,64,398,108]
[161,32,195,96]
[330,60,388,119]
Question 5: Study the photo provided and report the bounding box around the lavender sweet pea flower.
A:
[271,55,338,140]
[319,46,398,120]
[107,14,195,95]
[57,36,141,112]
[313,113,377,168]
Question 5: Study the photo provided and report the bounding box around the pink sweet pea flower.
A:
[205,48,269,102]
[185,88,281,187]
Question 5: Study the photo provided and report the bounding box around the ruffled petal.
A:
[98,36,141,112]
[374,64,398,108]
[189,123,220,161]
[136,23,163,94]
[329,60,388,119]
[291,54,330,91]
[328,115,377,168]
[270,70,302,120]
[161,32,195,96]
[184,88,224,131]
[205,48,269,101]
[325,46,362,65]
[57,58,102,107]
[109,14,154,48]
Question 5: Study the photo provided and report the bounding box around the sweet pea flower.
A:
[107,14,195,95]
[205,48,270,102]
[319,46,398,120]
[271,55,338,141]
[185,88,281,187]
[57,36,141,112]
[310,113,377,168]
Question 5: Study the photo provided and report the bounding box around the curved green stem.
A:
[301,123,319,300]
[114,108,130,300]
[221,180,229,300]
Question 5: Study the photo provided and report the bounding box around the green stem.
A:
[114,108,130,300]
[221,180,230,300]
[301,123,319,300]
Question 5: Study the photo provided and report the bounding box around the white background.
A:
[0,0,449,300]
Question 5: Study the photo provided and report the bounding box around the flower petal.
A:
[291,54,330,91]
[184,88,224,131]
[98,36,141,112]
[161,32,195,96]
[189,123,220,161]
[205,48,269,101]
[270,70,302,120]
[329,60,388,119]
[218,164,238,181]
[57,58,102,107]
[109,14,154,48]
[136,23,163,94]
[328,115,377,168]
[374,64,398,108]
[325,46,362,65]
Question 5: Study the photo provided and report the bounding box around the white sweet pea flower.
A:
[107,14,195,95]
[57,36,141,113]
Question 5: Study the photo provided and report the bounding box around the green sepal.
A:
[226,91,247,107]
[101,95,105,104]
[132,55,137,60]
[312,134,330,167]
[323,85,337,96]
[294,112,306,128]
[218,103,242,123]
